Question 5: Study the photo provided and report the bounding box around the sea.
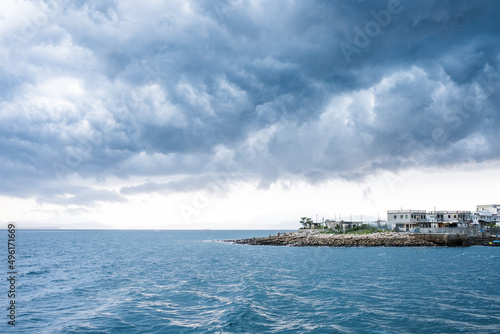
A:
[3,229,500,333]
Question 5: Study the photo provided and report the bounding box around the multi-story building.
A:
[476,205,499,224]
[472,210,496,227]
[427,211,472,228]
[387,210,472,231]
[387,210,426,231]
[476,204,500,215]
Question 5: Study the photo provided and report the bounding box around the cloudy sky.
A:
[1,0,499,229]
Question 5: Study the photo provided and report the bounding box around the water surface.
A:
[4,230,500,333]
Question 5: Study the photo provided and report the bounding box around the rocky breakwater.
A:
[225,232,437,247]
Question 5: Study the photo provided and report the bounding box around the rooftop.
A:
[387,209,426,213]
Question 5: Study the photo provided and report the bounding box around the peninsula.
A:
[225,231,494,247]
[226,204,500,247]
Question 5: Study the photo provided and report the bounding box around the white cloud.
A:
[1,0,500,227]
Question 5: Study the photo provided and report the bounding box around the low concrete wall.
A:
[412,228,489,236]
[412,233,488,246]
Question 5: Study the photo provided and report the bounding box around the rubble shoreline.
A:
[224,232,493,247]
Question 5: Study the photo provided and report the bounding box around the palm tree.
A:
[300,217,314,229]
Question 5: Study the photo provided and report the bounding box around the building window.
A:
[400,215,403,219]
[454,214,456,218]
[394,215,397,219]
[448,215,451,218]
[405,215,408,219]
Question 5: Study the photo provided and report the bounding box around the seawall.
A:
[226,232,436,247]
[225,231,493,247]
[412,232,490,246]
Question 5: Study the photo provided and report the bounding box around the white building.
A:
[387,209,472,231]
[472,210,496,227]
[476,204,500,225]
[387,210,426,231]
[428,211,472,228]
[476,204,500,215]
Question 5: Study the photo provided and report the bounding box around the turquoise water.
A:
[3,230,500,333]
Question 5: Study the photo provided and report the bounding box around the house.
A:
[311,222,322,229]
[387,209,472,232]
[428,211,472,228]
[472,211,495,228]
[476,204,500,224]
[476,204,500,215]
[324,219,364,231]
[324,219,337,229]
[387,210,426,231]
[338,221,364,231]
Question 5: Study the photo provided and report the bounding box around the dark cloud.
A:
[1,0,500,202]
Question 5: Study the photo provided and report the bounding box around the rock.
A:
[224,232,443,247]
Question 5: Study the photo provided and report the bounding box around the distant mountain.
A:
[16,221,113,229]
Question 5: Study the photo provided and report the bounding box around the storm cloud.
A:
[1,0,499,204]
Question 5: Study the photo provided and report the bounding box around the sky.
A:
[1,0,499,229]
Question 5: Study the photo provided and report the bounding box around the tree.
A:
[300,217,314,229]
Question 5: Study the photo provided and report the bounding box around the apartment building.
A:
[387,210,426,231]
[387,210,472,231]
